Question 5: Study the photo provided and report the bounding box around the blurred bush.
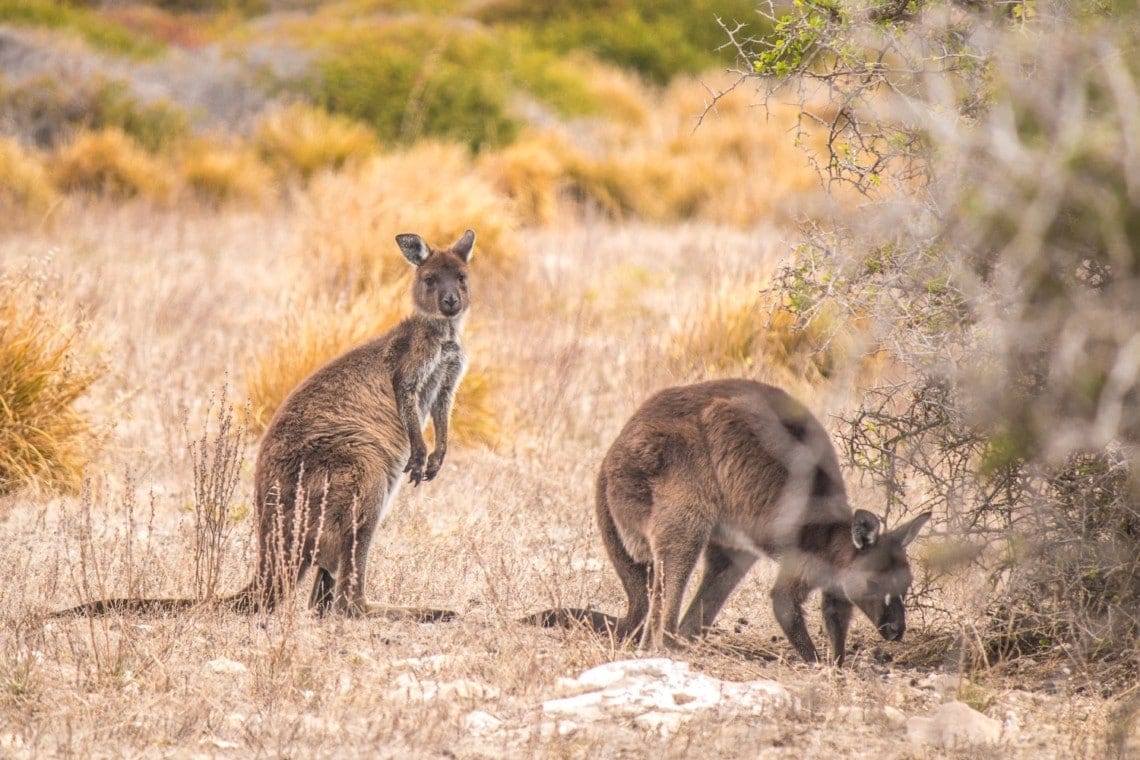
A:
[49,128,171,200]
[473,0,766,85]
[0,265,102,495]
[0,0,164,58]
[179,140,273,207]
[0,75,189,152]
[253,102,378,181]
[293,20,519,150]
[0,137,57,227]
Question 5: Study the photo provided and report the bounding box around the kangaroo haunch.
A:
[52,229,476,620]
[540,379,931,666]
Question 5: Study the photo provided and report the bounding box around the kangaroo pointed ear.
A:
[893,511,932,548]
[396,233,430,266]
[451,229,475,262]
[852,510,882,550]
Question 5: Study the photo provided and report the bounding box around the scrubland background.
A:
[0,1,1136,757]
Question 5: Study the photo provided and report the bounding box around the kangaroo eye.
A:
[424,275,437,287]
[457,274,467,284]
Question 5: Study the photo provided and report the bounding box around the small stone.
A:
[462,710,503,734]
[204,658,247,675]
[907,700,1002,748]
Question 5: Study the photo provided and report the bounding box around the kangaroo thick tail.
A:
[48,581,267,619]
[47,597,200,618]
[519,607,621,634]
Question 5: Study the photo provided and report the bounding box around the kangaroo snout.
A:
[440,291,461,315]
[879,620,905,641]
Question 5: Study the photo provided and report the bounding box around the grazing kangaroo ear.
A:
[451,229,475,262]
[396,233,430,266]
[893,511,932,548]
[852,510,882,549]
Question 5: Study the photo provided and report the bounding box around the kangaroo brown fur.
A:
[527,379,930,666]
[52,230,476,621]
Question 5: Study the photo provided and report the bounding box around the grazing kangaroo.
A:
[530,379,930,666]
[52,230,476,620]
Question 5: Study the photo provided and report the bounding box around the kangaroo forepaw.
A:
[424,450,445,481]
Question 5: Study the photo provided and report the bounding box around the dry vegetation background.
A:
[0,0,1134,757]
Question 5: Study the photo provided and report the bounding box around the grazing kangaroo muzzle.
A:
[527,379,930,666]
[50,230,476,621]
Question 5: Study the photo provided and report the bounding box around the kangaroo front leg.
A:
[425,345,464,482]
[393,379,429,485]
[821,591,853,667]
[771,571,819,664]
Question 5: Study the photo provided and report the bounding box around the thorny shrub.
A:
[724,0,1140,682]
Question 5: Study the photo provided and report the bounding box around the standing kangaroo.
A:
[533,379,930,666]
[52,230,475,620]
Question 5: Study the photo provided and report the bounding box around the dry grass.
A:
[0,203,1114,757]
[0,264,102,496]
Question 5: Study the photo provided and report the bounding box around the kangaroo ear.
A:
[451,228,475,262]
[396,233,430,266]
[893,511,932,548]
[852,510,881,549]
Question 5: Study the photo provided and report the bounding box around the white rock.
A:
[883,705,908,728]
[204,658,247,675]
[462,710,503,734]
[541,658,790,737]
[907,701,1003,748]
[388,674,500,703]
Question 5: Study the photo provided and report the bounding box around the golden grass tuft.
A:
[49,128,171,200]
[0,137,57,227]
[242,284,499,446]
[0,266,102,495]
[668,273,845,385]
[477,130,569,226]
[300,141,520,293]
[179,140,274,207]
[253,103,379,182]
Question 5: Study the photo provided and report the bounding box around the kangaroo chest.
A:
[416,339,466,421]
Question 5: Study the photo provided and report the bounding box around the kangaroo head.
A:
[396,229,475,319]
[842,510,931,642]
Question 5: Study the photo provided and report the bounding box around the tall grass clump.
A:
[186,386,247,602]
[179,140,273,207]
[49,128,171,201]
[299,142,519,294]
[252,103,378,182]
[0,266,102,495]
[0,137,58,228]
[731,0,1140,682]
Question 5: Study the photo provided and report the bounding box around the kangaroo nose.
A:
[879,621,904,641]
[442,293,458,311]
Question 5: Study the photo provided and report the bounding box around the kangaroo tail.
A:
[48,579,270,619]
[47,597,200,618]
